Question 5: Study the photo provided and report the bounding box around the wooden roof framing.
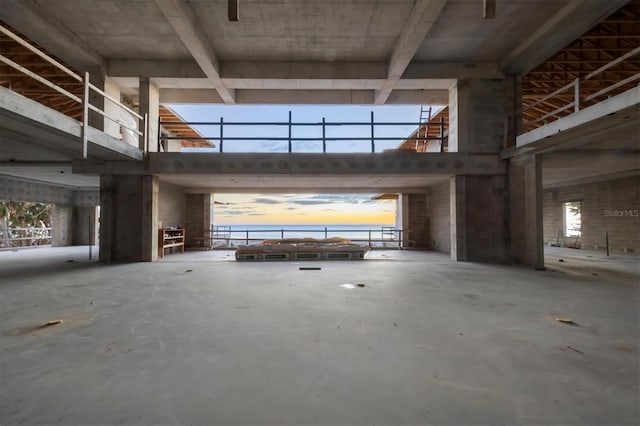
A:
[521,0,640,132]
[0,25,84,120]
[1,23,210,148]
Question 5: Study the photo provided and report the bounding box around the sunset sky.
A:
[213,193,396,225]
[170,104,434,225]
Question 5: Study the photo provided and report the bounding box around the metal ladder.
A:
[417,106,432,152]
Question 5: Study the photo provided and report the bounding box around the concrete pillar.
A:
[508,154,544,268]
[448,78,505,153]
[504,75,522,149]
[450,175,507,262]
[185,193,214,247]
[51,204,72,246]
[72,206,99,245]
[397,193,429,248]
[139,77,159,152]
[99,175,159,262]
[88,72,105,130]
[103,78,122,140]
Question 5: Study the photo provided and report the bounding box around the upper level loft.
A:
[1,0,638,162]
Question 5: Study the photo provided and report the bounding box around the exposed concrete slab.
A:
[0,87,143,162]
[1,247,638,424]
[155,0,235,104]
[146,152,505,176]
[515,86,640,151]
[5,1,620,105]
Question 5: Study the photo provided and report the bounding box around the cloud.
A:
[252,197,282,205]
[292,200,328,205]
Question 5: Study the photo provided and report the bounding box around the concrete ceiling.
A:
[1,0,627,105]
[0,166,98,188]
[159,173,450,193]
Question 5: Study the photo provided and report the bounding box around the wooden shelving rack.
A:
[158,228,185,258]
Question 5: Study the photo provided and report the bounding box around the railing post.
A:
[574,78,580,113]
[440,116,445,153]
[281,228,284,239]
[220,117,224,153]
[245,230,249,245]
[370,111,375,153]
[322,117,326,153]
[368,230,371,247]
[82,71,90,159]
[324,226,328,239]
[157,114,161,152]
[88,214,93,260]
[143,113,149,154]
[288,110,292,153]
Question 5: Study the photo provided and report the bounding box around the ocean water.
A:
[213,224,399,247]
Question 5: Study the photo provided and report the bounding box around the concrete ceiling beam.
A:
[158,88,449,105]
[403,62,503,79]
[108,60,206,79]
[155,0,236,104]
[374,0,448,105]
[501,0,629,75]
[0,0,106,75]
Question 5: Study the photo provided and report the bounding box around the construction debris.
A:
[357,283,365,287]
[300,267,321,270]
[556,318,576,325]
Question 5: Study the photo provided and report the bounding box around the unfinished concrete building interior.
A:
[1,0,639,424]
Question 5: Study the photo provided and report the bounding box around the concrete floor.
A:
[1,247,638,425]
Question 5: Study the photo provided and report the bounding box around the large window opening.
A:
[0,201,52,249]
[563,200,582,237]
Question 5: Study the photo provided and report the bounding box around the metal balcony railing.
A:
[0,24,148,158]
[204,226,411,249]
[159,111,445,153]
[522,46,640,131]
[0,227,51,249]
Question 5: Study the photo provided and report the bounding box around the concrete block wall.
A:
[185,194,215,247]
[543,175,640,253]
[158,182,186,229]
[51,205,72,246]
[100,175,158,262]
[449,79,505,153]
[406,193,428,247]
[427,181,451,253]
[1,176,73,204]
[451,175,508,262]
[72,206,99,245]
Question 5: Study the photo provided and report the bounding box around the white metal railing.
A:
[0,24,147,158]
[205,226,411,249]
[523,46,640,129]
[0,227,51,249]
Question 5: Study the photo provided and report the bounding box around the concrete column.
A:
[72,206,99,245]
[397,193,429,248]
[99,175,159,262]
[51,204,72,246]
[185,193,214,247]
[103,78,122,140]
[88,71,105,130]
[448,78,505,153]
[450,175,508,262]
[504,75,522,149]
[139,77,159,152]
[508,154,544,268]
